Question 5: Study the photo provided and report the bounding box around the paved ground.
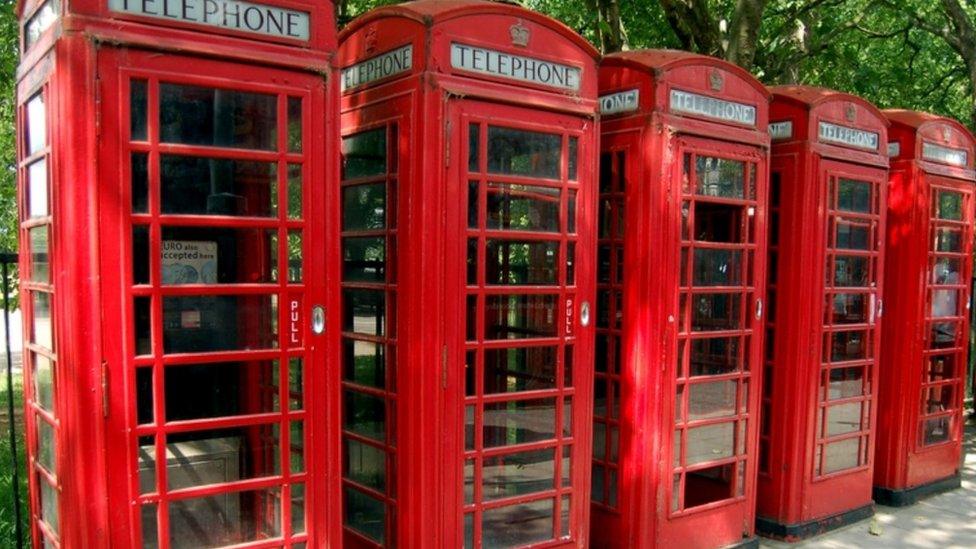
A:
[761,418,976,548]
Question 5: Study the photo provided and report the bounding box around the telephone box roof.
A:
[602,49,771,100]
[770,85,888,125]
[339,0,599,59]
[885,109,974,138]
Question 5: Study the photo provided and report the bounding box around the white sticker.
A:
[818,121,879,151]
[922,142,968,167]
[162,240,218,284]
[599,89,639,115]
[451,43,582,92]
[888,142,901,157]
[669,89,757,127]
[108,0,310,41]
[341,45,413,92]
[769,121,793,140]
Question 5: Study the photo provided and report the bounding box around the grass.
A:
[0,368,28,548]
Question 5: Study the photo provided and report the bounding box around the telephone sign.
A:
[108,0,311,40]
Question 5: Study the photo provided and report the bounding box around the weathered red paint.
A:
[874,110,975,504]
[337,2,599,547]
[593,50,770,549]
[757,86,889,540]
[15,0,338,547]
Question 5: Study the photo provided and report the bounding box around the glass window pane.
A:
[921,417,951,445]
[342,183,386,230]
[344,389,386,441]
[345,438,386,491]
[39,477,58,536]
[690,293,741,332]
[344,487,385,543]
[343,237,386,282]
[160,84,277,150]
[32,352,54,411]
[28,159,48,218]
[690,337,741,376]
[162,294,277,353]
[162,361,279,421]
[287,97,302,153]
[487,126,561,179]
[926,354,957,383]
[135,297,151,355]
[935,227,962,252]
[484,398,557,447]
[161,155,277,217]
[832,256,869,287]
[829,330,867,362]
[936,190,963,220]
[343,289,385,336]
[823,438,861,474]
[932,257,962,284]
[132,153,149,214]
[288,230,302,283]
[836,179,871,213]
[922,384,954,415]
[168,487,281,546]
[291,483,306,535]
[568,136,579,181]
[161,228,277,284]
[830,293,868,324]
[688,380,737,421]
[469,123,480,172]
[27,93,47,155]
[140,431,280,491]
[826,402,863,436]
[693,249,741,286]
[693,202,743,243]
[482,448,555,500]
[684,463,734,508]
[685,422,734,465]
[696,157,744,198]
[835,219,870,250]
[930,322,959,349]
[37,417,56,474]
[484,294,557,339]
[485,240,558,285]
[342,128,387,179]
[29,225,49,283]
[31,291,54,350]
[131,79,148,141]
[344,340,386,388]
[826,367,864,400]
[287,164,303,220]
[482,498,554,547]
[931,289,960,318]
[484,346,557,394]
[486,183,560,232]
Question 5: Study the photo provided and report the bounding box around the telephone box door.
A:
[666,137,766,543]
[452,99,596,548]
[98,48,331,548]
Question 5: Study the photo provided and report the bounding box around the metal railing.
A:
[1,251,24,549]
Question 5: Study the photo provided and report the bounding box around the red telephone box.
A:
[592,50,770,549]
[756,86,889,540]
[873,110,976,506]
[338,1,598,547]
[16,0,338,547]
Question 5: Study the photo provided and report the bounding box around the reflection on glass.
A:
[469,123,480,172]
[168,488,281,547]
[822,438,860,474]
[835,219,870,250]
[287,97,302,153]
[930,321,958,349]
[593,422,606,460]
[39,478,58,536]
[484,294,557,339]
[344,237,386,282]
[922,417,950,445]
[288,164,303,220]
[932,257,961,284]
[485,240,558,285]
[292,484,306,535]
[161,156,277,216]
[830,293,867,324]
[160,84,277,150]
[688,380,737,421]
[832,256,869,287]
[162,361,279,421]
[344,340,386,388]
[27,94,47,155]
[343,289,385,336]
[482,448,555,500]
[696,157,745,198]
[486,183,560,232]
[131,80,148,141]
[931,289,959,318]
[926,354,956,383]
[836,179,870,213]
[690,293,741,332]
[345,487,385,543]
[29,225,49,283]
[826,367,864,400]
[343,183,387,230]
[936,190,963,221]
[922,384,954,414]
[690,337,740,376]
[32,292,54,350]
[32,352,54,412]
[483,398,556,447]
[568,137,579,181]
[132,153,149,213]
[484,346,557,394]
[482,498,554,547]
[693,249,741,286]
[28,159,48,218]
[346,439,386,492]
[826,402,863,436]
[37,418,56,474]
[344,390,385,441]
[162,294,277,353]
[342,128,387,179]
[829,330,866,362]
[487,127,561,179]
[935,227,962,252]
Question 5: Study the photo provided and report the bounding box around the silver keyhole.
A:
[311,305,325,335]
[580,301,591,327]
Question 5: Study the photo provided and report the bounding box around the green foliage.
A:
[0,372,28,548]
[0,0,16,255]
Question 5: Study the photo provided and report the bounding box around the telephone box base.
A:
[755,504,874,542]
[725,536,760,549]
[873,473,961,507]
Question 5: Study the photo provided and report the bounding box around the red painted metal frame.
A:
[594,50,771,549]
[15,1,339,547]
[757,86,889,539]
[875,110,976,498]
[338,2,599,547]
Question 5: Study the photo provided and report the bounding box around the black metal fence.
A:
[1,251,25,549]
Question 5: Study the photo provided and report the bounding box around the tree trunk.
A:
[658,0,722,57]
[725,0,769,69]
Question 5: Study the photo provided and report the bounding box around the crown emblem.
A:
[709,70,723,91]
[943,126,952,143]
[510,20,530,47]
[845,104,856,123]
[364,26,378,55]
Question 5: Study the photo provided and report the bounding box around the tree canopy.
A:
[1,0,974,254]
